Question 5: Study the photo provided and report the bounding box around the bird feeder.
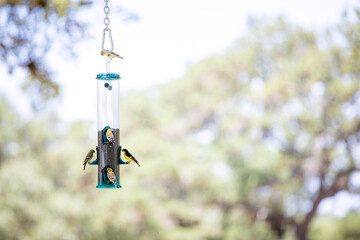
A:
[89,73,128,189]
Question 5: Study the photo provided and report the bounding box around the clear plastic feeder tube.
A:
[96,73,121,188]
[97,74,120,130]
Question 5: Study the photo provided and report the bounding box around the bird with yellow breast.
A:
[101,50,123,59]
[83,149,95,170]
[106,167,119,188]
[122,149,141,167]
[105,128,115,144]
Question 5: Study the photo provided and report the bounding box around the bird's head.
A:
[100,50,105,56]
[107,167,114,173]
[122,149,128,153]
[90,149,95,153]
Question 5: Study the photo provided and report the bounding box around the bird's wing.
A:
[108,172,116,182]
[112,52,123,58]
[83,154,91,164]
[126,152,136,160]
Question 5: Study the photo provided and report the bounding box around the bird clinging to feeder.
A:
[122,149,141,167]
[106,167,119,188]
[105,128,115,144]
[83,149,95,170]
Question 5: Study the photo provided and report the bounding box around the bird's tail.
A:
[83,164,86,171]
[135,161,141,167]
[115,53,123,59]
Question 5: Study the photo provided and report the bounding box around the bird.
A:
[122,149,141,167]
[83,149,95,170]
[101,50,123,59]
[106,167,119,188]
[105,128,115,144]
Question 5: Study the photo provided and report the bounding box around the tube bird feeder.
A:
[89,73,128,188]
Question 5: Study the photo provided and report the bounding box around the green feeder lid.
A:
[96,73,120,80]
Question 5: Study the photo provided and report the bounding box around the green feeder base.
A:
[96,184,122,189]
[96,179,121,189]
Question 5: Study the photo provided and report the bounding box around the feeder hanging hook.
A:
[102,0,114,52]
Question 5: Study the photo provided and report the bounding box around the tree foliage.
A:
[0,0,92,110]
[121,15,360,240]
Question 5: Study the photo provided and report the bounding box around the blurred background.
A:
[0,0,360,239]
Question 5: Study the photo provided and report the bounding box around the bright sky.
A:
[2,0,357,120]
[0,0,359,215]
[55,0,356,120]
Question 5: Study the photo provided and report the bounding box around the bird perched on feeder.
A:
[106,128,115,144]
[101,50,123,59]
[106,167,119,188]
[83,149,95,170]
[122,149,141,167]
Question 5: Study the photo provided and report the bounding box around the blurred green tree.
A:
[309,212,360,240]
[146,15,360,240]
[0,0,93,110]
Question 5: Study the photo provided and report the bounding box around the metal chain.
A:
[102,0,114,52]
[104,0,110,30]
